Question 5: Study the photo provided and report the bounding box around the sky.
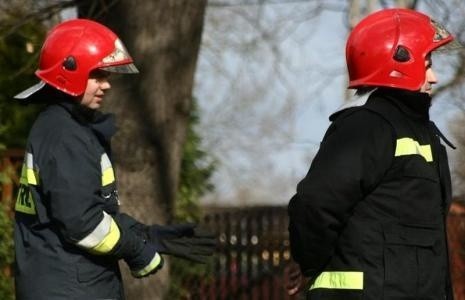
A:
[195,4,352,205]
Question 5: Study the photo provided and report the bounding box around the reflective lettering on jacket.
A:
[309,271,364,290]
[15,152,38,215]
[395,137,432,162]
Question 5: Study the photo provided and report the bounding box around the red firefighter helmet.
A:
[346,8,457,91]
[15,18,138,99]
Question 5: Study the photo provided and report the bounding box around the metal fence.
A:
[185,206,298,300]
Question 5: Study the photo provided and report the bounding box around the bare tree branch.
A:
[434,52,465,98]
[209,0,345,12]
[0,0,76,39]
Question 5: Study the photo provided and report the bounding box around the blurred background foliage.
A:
[0,202,14,300]
[169,98,215,299]
[0,7,47,299]
[175,99,215,223]
[0,14,46,148]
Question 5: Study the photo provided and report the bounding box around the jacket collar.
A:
[370,88,432,121]
[57,99,117,142]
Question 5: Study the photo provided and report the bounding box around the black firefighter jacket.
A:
[14,97,147,300]
[288,88,453,300]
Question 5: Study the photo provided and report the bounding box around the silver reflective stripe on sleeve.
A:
[76,211,120,254]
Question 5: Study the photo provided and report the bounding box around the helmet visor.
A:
[431,19,463,51]
[100,38,139,73]
[100,63,139,74]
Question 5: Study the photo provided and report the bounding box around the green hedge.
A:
[167,99,215,299]
[0,201,14,300]
[0,12,47,299]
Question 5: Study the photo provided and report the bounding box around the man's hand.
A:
[284,261,308,296]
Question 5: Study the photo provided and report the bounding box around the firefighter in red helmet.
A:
[14,19,215,300]
[288,8,460,299]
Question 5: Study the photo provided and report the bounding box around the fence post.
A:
[448,202,465,300]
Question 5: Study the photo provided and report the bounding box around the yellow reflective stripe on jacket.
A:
[19,153,38,186]
[101,153,115,186]
[395,137,432,162]
[309,271,363,290]
[76,212,120,254]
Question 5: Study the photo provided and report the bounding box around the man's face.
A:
[79,70,111,110]
[420,55,437,95]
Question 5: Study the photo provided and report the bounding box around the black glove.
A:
[114,214,216,264]
[125,239,164,278]
[112,214,164,278]
[146,223,216,263]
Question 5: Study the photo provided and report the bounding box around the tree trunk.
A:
[78,1,207,299]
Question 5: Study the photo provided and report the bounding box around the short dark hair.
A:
[354,86,376,96]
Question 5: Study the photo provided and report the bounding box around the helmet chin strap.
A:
[429,122,456,150]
